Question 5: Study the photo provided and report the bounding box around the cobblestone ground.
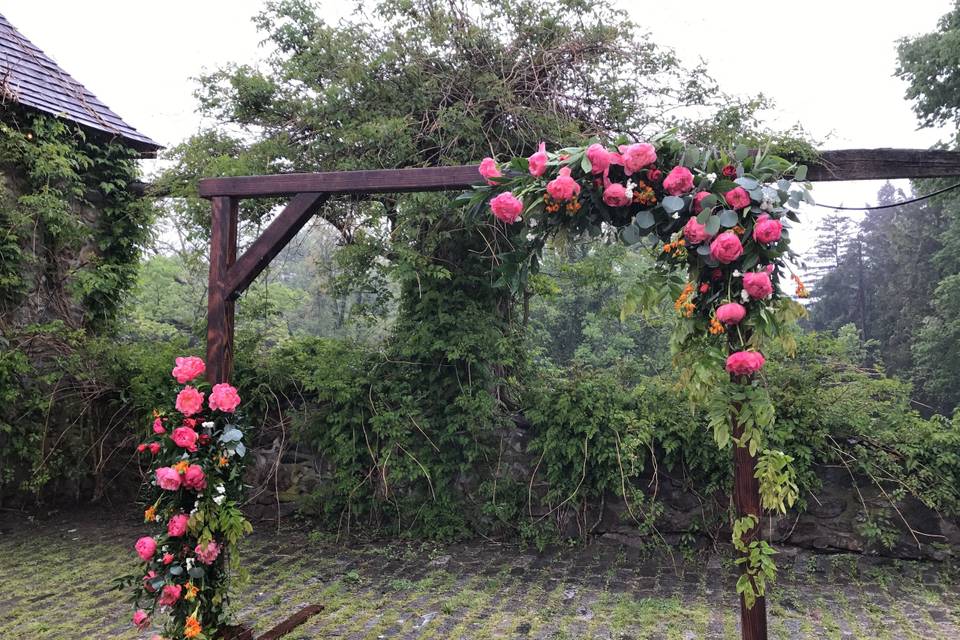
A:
[1,510,958,639]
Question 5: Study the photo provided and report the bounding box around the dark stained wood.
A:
[733,430,768,640]
[256,604,324,640]
[198,165,482,198]
[206,196,238,385]
[222,193,329,300]
[808,148,960,182]
[217,625,253,640]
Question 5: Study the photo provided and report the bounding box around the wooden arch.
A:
[199,148,960,640]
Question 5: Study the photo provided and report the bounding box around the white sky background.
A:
[4,0,956,260]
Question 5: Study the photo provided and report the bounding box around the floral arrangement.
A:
[462,132,811,606]
[119,357,252,640]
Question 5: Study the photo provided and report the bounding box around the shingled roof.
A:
[0,13,161,156]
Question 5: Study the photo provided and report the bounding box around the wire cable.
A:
[812,180,960,210]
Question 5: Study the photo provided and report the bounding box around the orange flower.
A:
[144,506,156,522]
[792,274,810,298]
[218,455,229,468]
[674,282,695,313]
[732,225,746,236]
[184,581,199,601]
[173,460,190,474]
[709,316,725,335]
[184,616,202,638]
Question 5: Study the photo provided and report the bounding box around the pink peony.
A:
[662,166,695,196]
[175,387,204,417]
[546,167,580,202]
[155,466,181,491]
[709,232,743,264]
[171,356,205,384]
[195,541,221,565]
[753,214,783,244]
[143,570,158,593]
[148,442,161,455]
[683,217,713,245]
[716,302,747,325]
[743,271,774,299]
[692,191,711,214]
[171,426,198,452]
[133,610,150,630]
[209,383,241,413]
[478,157,501,185]
[167,514,189,537]
[618,142,657,174]
[489,192,523,224]
[152,418,166,435]
[725,186,751,210]
[183,465,207,491]
[527,142,548,177]
[725,351,766,376]
[135,536,157,562]
[586,144,611,175]
[602,182,631,207]
[158,584,182,607]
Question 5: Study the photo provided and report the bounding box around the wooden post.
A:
[206,196,238,385]
[733,423,767,640]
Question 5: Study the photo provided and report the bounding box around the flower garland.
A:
[120,357,251,640]
[462,132,811,605]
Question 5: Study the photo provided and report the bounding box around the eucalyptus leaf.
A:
[734,144,749,162]
[735,176,759,190]
[705,216,722,236]
[235,442,246,458]
[699,194,719,210]
[169,565,184,577]
[220,428,243,443]
[683,148,700,167]
[635,210,656,229]
[794,165,807,181]
[719,209,739,227]
[580,155,592,173]
[622,224,640,245]
[188,566,206,579]
[696,209,711,224]
[662,195,685,213]
[696,243,711,256]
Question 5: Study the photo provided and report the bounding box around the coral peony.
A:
[152,418,165,434]
[171,356,205,384]
[647,168,663,182]
[753,214,783,244]
[743,271,774,299]
[158,584,182,607]
[183,465,207,491]
[662,166,694,196]
[602,182,631,207]
[172,426,198,451]
[683,217,713,245]
[167,513,189,537]
[722,164,737,179]
[195,541,221,565]
[527,142,548,177]
[618,142,657,174]
[586,143,611,175]
[489,192,523,224]
[175,387,204,417]
[155,466,181,491]
[692,191,711,214]
[546,167,580,202]
[209,383,242,413]
[478,157,501,185]
[135,536,157,562]
[709,232,743,264]
[725,350,766,376]
[725,186,751,210]
[133,610,150,630]
[716,302,747,325]
[148,442,161,455]
[162,553,175,565]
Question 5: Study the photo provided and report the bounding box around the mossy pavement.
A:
[0,509,958,639]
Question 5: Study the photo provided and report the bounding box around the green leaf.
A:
[635,211,656,229]
[683,148,700,167]
[794,165,807,181]
[662,195,685,213]
[622,224,641,245]
[735,176,759,190]
[719,209,739,227]
[699,194,719,210]
[581,155,592,173]
[735,144,749,162]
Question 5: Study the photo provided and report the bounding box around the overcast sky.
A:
[3,0,955,258]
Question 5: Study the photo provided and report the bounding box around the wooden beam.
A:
[199,165,481,198]
[808,148,960,182]
[222,192,329,300]
[206,196,238,385]
[196,149,960,199]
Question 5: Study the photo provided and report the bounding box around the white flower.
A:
[705,172,717,184]
[625,179,636,200]
[213,494,226,505]
[733,270,743,277]
[216,484,226,494]
[740,289,750,302]
[202,421,214,430]
[186,558,195,570]
[528,218,538,228]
